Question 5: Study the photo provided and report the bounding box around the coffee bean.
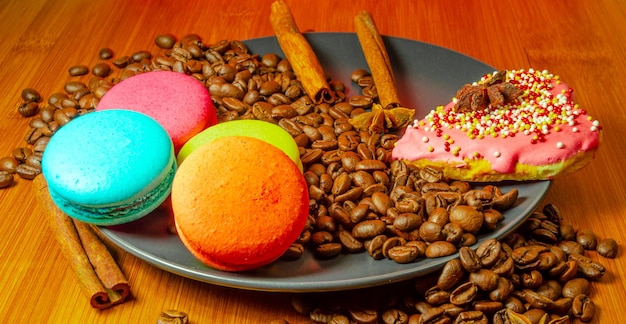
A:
[419,221,445,243]
[337,131,360,151]
[562,278,590,298]
[24,127,43,144]
[352,220,386,240]
[475,238,501,268]
[15,163,40,180]
[517,289,553,309]
[315,243,342,259]
[78,93,98,109]
[25,152,42,169]
[455,311,487,324]
[490,245,514,276]
[418,307,449,324]
[568,253,605,279]
[521,270,543,289]
[355,159,386,172]
[559,222,576,241]
[381,237,406,259]
[281,243,304,260]
[571,294,595,321]
[98,47,114,59]
[347,305,378,324]
[12,147,32,163]
[112,55,132,68]
[64,81,88,94]
[267,92,290,106]
[448,282,477,307]
[370,191,392,215]
[459,246,482,272]
[522,309,547,323]
[132,50,152,62]
[425,241,457,258]
[93,83,112,99]
[47,92,67,108]
[512,245,545,266]
[154,34,177,49]
[350,68,369,83]
[557,240,584,256]
[328,315,350,324]
[21,88,41,102]
[449,205,483,234]
[337,229,363,253]
[596,238,618,258]
[92,62,112,77]
[424,286,450,306]
[53,107,75,126]
[387,245,420,264]
[68,65,89,76]
[381,309,408,324]
[438,259,464,290]
[364,235,387,260]
[575,228,598,251]
[489,277,513,302]
[0,156,19,173]
[0,171,13,188]
[18,101,39,117]
[393,212,422,232]
[469,269,499,291]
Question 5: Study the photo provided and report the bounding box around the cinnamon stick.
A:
[73,219,130,305]
[33,175,130,309]
[270,0,335,104]
[354,11,402,109]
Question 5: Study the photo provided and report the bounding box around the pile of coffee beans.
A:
[285,204,617,323]
[3,33,618,323]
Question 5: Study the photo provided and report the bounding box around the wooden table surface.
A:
[1,0,625,323]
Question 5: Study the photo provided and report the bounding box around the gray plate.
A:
[99,33,551,292]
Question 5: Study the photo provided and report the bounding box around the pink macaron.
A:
[97,71,217,153]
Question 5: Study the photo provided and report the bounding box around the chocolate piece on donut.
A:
[392,69,602,182]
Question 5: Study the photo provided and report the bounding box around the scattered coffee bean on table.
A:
[98,47,114,60]
[20,88,41,103]
[91,62,112,78]
[0,171,13,188]
[68,65,90,76]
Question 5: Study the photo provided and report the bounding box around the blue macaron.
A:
[41,109,176,225]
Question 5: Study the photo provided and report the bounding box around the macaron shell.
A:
[97,70,216,152]
[177,119,303,171]
[172,136,309,272]
[42,109,175,225]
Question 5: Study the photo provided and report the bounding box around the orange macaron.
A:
[171,136,309,272]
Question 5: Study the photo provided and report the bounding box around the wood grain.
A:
[1,0,625,322]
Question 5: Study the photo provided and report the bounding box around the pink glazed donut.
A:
[97,71,217,153]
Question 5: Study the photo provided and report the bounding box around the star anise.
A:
[453,70,524,113]
[349,103,415,134]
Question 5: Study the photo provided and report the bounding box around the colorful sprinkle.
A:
[419,69,599,145]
